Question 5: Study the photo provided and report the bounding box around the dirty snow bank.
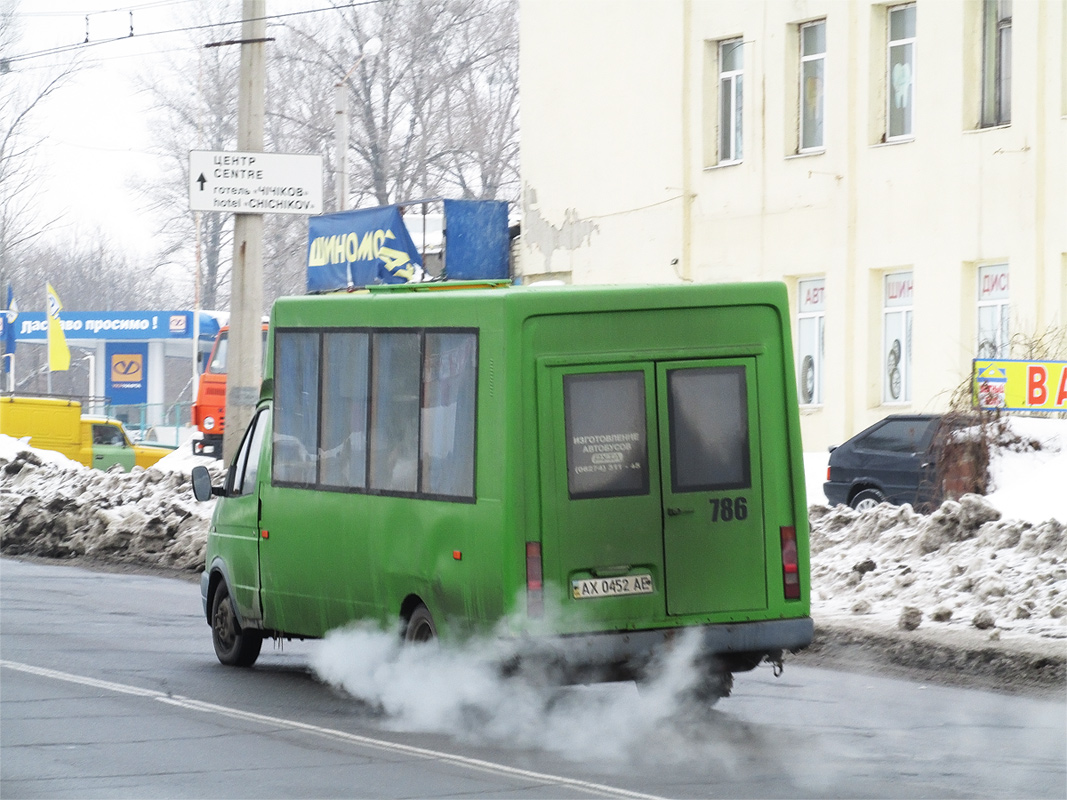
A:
[808,495,1065,640]
[1,417,1065,648]
[803,416,1066,645]
[0,437,222,572]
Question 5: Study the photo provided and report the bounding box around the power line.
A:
[15,1,195,18]
[4,43,206,74]
[4,1,384,66]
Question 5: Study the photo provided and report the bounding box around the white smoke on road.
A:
[310,622,733,764]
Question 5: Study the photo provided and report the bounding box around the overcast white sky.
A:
[10,1,192,255]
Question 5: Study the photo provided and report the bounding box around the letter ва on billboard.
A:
[974,359,1067,412]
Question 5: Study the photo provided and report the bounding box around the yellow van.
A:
[0,396,172,470]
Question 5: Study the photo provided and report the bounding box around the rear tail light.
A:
[826,466,832,481]
[525,541,543,618]
[780,526,801,600]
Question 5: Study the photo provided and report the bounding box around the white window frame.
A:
[799,20,826,153]
[886,4,916,141]
[882,272,913,404]
[980,0,1012,127]
[797,278,825,406]
[718,38,744,164]
[977,264,1010,358]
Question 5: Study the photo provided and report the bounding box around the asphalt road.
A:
[1,557,1064,799]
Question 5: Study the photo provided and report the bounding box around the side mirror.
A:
[191,465,219,501]
[828,445,838,453]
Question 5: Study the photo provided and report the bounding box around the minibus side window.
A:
[564,371,649,499]
[240,410,269,495]
[274,332,321,487]
[667,366,751,492]
[420,332,477,498]
[229,409,268,496]
[369,332,421,493]
[320,332,370,488]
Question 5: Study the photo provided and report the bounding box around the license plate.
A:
[572,573,654,600]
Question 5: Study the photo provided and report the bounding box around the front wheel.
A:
[211,582,263,667]
[851,488,886,512]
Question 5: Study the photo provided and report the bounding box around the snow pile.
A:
[805,416,1067,642]
[0,436,223,571]
[1,416,1065,645]
[809,495,1065,639]
[982,416,1067,524]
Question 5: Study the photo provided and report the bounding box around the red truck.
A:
[191,324,267,457]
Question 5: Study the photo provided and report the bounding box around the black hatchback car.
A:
[823,414,962,512]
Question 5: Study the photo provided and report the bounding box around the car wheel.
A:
[404,604,437,644]
[211,582,263,667]
[851,488,886,512]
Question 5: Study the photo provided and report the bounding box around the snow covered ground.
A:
[805,417,1066,646]
[1,417,1064,648]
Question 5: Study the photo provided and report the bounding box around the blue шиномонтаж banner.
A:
[306,205,424,292]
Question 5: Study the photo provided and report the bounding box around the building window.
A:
[797,278,825,405]
[977,264,1010,357]
[800,21,826,152]
[980,0,1012,127]
[887,4,916,141]
[883,271,913,403]
[719,38,744,164]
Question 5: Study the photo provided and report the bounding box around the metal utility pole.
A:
[334,37,381,212]
[223,0,266,464]
[334,82,349,212]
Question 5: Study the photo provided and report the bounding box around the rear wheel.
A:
[403,604,437,643]
[851,488,886,512]
[686,663,734,705]
[211,582,262,667]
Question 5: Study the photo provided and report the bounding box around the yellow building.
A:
[517,0,1066,449]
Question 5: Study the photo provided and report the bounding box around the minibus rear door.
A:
[538,364,666,623]
[655,359,768,615]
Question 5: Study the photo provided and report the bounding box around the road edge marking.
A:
[1,659,665,800]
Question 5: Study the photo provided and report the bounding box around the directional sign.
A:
[188,150,323,215]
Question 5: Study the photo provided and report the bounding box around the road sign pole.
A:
[223,0,266,465]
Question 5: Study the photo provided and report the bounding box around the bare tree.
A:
[134,0,242,312]
[18,234,174,312]
[0,0,79,299]
[437,1,519,200]
[279,0,519,208]
[8,232,181,398]
[134,0,519,315]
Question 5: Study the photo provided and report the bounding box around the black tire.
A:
[211,582,262,667]
[800,355,815,404]
[403,604,437,644]
[674,667,733,709]
[851,488,886,512]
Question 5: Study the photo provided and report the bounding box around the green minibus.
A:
[192,281,812,700]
